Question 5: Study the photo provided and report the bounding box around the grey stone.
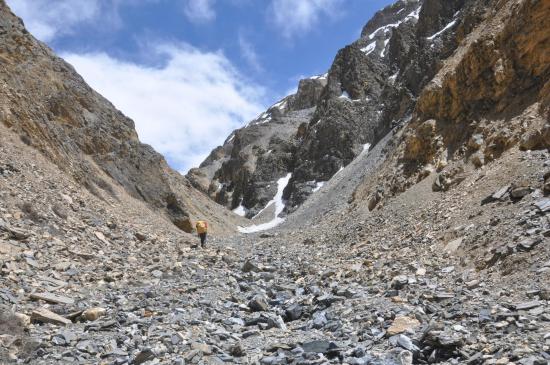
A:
[31,308,72,325]
[515,301,542,311]
[391,275,408,289]
[535,198,550,213]
[301,340,338,354]
[30,292,75,305]
[285,303,303,321]
[249,294,270,312]
[134,348,155,365]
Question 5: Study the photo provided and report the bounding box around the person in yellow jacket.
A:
[195,220,208,248]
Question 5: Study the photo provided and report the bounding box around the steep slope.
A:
[0,0,240,234]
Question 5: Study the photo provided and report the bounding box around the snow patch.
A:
[247,111,272,127]
[407,7,421,20]
[360,42,376,55]
[427,19,457,41]
[227,134,235,143]
[257,115,272,124]
[246,97,289,127]
[339,91,351,99]
[239,173,292,233]
[363,143,371,152]
[233,202,247,217]
[313,181,325,192]
[271,99,288,110]
[388,72,399,83]
[380,39,390,57]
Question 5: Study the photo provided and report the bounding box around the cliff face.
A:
[354,0,550,207]
[0,1,239,233]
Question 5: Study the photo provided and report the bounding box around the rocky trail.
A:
[2,218,550,365]
[2,123,549,364]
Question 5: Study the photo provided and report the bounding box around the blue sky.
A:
[7,0,393,172]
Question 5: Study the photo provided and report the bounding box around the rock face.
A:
[192,0,494,217]
[0,0,237,233]
[355,0,550,207]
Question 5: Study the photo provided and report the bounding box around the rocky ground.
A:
[1,115,549,364]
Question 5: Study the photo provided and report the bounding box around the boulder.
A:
[468,134,484,150]
[82,307,106,321]
[248,295,269,312]
[520,130,543,150]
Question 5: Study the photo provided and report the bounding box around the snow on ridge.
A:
[427,18,458,41]
[271,99,288,110]
[367,4,422,40]
[310,73,328,80]
[257,115,272,124]
[245,96,290,128]
[247,111,272,127]
[239,173,292,233]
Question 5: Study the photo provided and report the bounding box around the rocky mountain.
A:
[190,0,491,221]
[187,76,327,219]
[0,1,241,234]
[1,0,550,364]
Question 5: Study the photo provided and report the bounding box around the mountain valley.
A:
[1,0,549,364]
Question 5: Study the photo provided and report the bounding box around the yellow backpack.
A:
[196,221,207,234]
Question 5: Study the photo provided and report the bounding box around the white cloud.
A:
[238,34,263,73]
[269,0,343,39]
[62,44,266,173]
[6,0,158,42]
[183,0,216,23]
[6,0,101,42]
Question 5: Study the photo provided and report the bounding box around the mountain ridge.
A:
[0,0,241,234]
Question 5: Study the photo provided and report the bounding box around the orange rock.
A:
[387,316,421,336]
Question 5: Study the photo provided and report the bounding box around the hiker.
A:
[195,220,208,248]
